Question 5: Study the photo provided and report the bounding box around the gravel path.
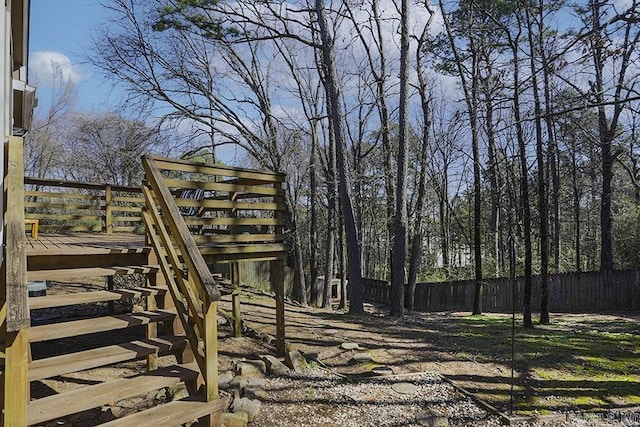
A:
[252,369,502,427]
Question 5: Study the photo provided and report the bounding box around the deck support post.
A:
[0,329,29,426]
[274,256,286,357]
[198,299,220,427]
[232,289,242,338]
[146,273,159,371]
[2,136,29,425]
[107,276,115,314]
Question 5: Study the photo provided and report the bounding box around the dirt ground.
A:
[29,280,640,426]
[217,288,640,422]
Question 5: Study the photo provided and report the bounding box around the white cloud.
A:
[30,51,82,87]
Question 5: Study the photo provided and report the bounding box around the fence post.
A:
[104,185,113,234]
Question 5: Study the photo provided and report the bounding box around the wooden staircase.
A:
[3,154,286,425]
[25,241,228,426]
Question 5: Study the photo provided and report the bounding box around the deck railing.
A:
[24,177,144,233]
[142,155,222,407]
[141,155,288,361]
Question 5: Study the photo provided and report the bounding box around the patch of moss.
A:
[571,396,607,407]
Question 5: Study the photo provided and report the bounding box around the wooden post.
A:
[146,272,158,371]
[273,185,286,356]
[0,330,29,426]
[274,256,286,357]
[232,288,241,338]
[229,190,242,338]
[107,276,115,314]
[104,185,113,234]
[1,136,29,425]
[199,300,220,427]
[230,259,242,338]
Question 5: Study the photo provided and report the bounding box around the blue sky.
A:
[28,0,245,163]
[29,0,120,111]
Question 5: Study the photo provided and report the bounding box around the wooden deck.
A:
[25,233,147,256]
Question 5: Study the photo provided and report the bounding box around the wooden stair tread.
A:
[100,394,230,426]
[26,246,151,257]
[29,309,176,343]
[27,265,160,281]
[27,363,200,426]
[29,335,187,381]
[29,286,168,310]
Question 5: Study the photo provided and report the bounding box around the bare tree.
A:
[406,1,435,311]
[25,63,77,178]
[573,0,640,271]
[314,0,364,313]
[64,112,165,186]
[439,0,484,315]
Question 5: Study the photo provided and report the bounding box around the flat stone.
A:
[219,370,234,389]
[229,375,250,390]
[285,350,309,371]
[324,329,339,334]
[222,411,249,427]
[237,360,266,377]
[107,406,123,419]
[340,342,361,350]
[259,354,290,375]
[391,382,419,394]
[371,366,394,376]
[349,352,374,364]
[231,397,261,422]
[246,376,266,388]
[243,386,267,400]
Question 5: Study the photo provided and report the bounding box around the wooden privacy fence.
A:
[363,270,640,313]
[24,177,144,233]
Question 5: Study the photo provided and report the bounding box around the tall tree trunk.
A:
[440,0,482,314]
[525,3,549,324]
[583,0,638,272]
[315,0,364,313]
[309,124,319,307]
[571,143,582,273]
[390,0,411,318]
[292,229,308,305]
[439,166,450,270]
[343,0,395,281]
[323,116,338,308]
[485,95,501,277]
[372,0,396,282]
[338,211,347,310]
[511,29,534,329]
[407,7,434,311]
[285,191,308,305]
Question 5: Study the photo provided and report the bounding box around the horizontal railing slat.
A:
[175,199,285,211]
[183,217,284,227]
[151,155,284,182]
[25,190,104,201]
[164,178,283,197]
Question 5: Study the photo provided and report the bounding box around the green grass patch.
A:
[420,313,640,415]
